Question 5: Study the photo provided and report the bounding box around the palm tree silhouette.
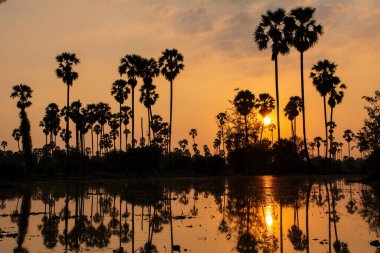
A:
[310,59,343,167]
[257,93,275,142]
[10,84,34,173]
[159,49,185,153]
[82,103,98,156]
[120,106,131,150]
[343,129,354,158]
[119,54,144,149]
[94,124,101,155]
[284,96,302,143]
[254,8,291,141]
[41,103,61,152]
[139,57,160,145]
[313,136,323,157]
[1,141,7,151]
[286,7,323,168]
[55,52,80,154]
[12,128,21,151]
[189,129,198,145]
[111,79,130,151]
[233,90,256,147]
[216,112,227,153]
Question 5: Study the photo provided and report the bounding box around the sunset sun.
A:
[264,116,271,126]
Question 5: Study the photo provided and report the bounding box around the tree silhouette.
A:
[286,7,323,169]
[10,84,34,174]
[257,93,275,142]
[189,128,198,145]
[216,112,227,154]
[111,79,130,151]
[1,140,7,151]
[12,128,21,151]
[254,8,291,141]
[119,54,144,149]
[233,90,256,147]
[343,129,354,158]
[314,136,323,157]
[120,106,131,150]
[55,52,80,155]
[159,48,184,153]
[284,96,302,144]
[82,103,98,156]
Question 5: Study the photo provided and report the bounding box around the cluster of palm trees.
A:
[254,7,323,167]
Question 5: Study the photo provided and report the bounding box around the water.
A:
[0,176,378,253]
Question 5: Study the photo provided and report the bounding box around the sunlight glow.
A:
[265,209,273,227]
[263,116,271,126]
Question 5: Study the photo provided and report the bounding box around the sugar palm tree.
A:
[12,128,21,151]
[120,106,131,150]
[10,84,34,173]
[343,129,354,158]
[233,90,256,147]
[254,8,291,141]
[1,141,7,151]
[111,79,130,151]
[189,129,197,145]
[119,54,144,149]
[286,7,323,168]
[55,52,80,154]
[158,49,184,153]
[257,93,275,142]
[284,96,302,143]
[314,136,323,157]
[310,60,339,166]
[216,112,227,153]
[82,103,98,156]
[94,124,101,155]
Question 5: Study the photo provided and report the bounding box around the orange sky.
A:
[1,0,379,157]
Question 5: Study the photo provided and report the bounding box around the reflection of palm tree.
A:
[13,187,31,253]
[236,233,258,253]
[254,8,291,141]
[159,49,185,153]
[286,7,323,168]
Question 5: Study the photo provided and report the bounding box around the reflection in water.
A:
[0,177,379,252]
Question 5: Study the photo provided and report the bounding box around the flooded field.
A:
[0,176,379,253]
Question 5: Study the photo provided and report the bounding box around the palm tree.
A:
[310,60,343,167]
[41,103,61,148]
[1,141,7,151]
[158,49,185,153]
[94,124,101,155]
[233,90,256,147]
[120,106,131,150]
[284,96,302,143]
[254,8,291,141]
[216,112,227,153]
[55,52,80,154]
[10,84,34,173]
[189,129,197,145]
[119,54,144,149]
[12,128,21,151]
[343,129,354,159]
[314,136,323,157]
[287,7,323,168]
[82,104,98,156]
[111,79,130,151]
[257,93,275,142]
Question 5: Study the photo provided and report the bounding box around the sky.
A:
[1,0,379,157]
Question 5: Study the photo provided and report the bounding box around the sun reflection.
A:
[263,116,271,126]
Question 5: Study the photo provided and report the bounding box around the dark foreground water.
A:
[0,176,379,253]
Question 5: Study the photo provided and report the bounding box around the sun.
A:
[263,116,271,126]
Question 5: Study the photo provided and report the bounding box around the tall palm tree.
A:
[119,54,144,149]
[287,7,323,168]
[189,129,198,145]
[95,103,111,155]
[10,84,34,173]
[12,128,21,152]
[55,52,80,154]
[1,141,7,151]
[111,79,130,151]
[343,129,354,158]
[254,8,291,141]
[284,96,302,143]
[158,49,185,153]
[257,93,275,142]
[82,103,98,156]
[216,112,227,153]
[120,106,131,150]
[233,90,256,147]
[310,60,344,167]
[140,58,160,145]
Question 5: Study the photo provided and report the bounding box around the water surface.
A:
[0,176,378,252]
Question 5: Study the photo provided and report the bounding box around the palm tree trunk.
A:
[300,51,312,169]
[147,108,151,145]
[17,140,20,152]
[119,102,122,152]
[221,125,225,153]
[260,124,264,142]
[306,180,313,253]
[170,184,174,253]
[275,55,281,140]
[169,80,173,153]
[244,115,248,147]
[132,86,135,149]
[323,96,328,170]
[66,84,70,155]
[325,182,332,253]
[280,199,283,253]
[348,141,351,158]
[124,125,128,151]
[91,128,94,156]
[328,107,334,169]
[132,202,135,253]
